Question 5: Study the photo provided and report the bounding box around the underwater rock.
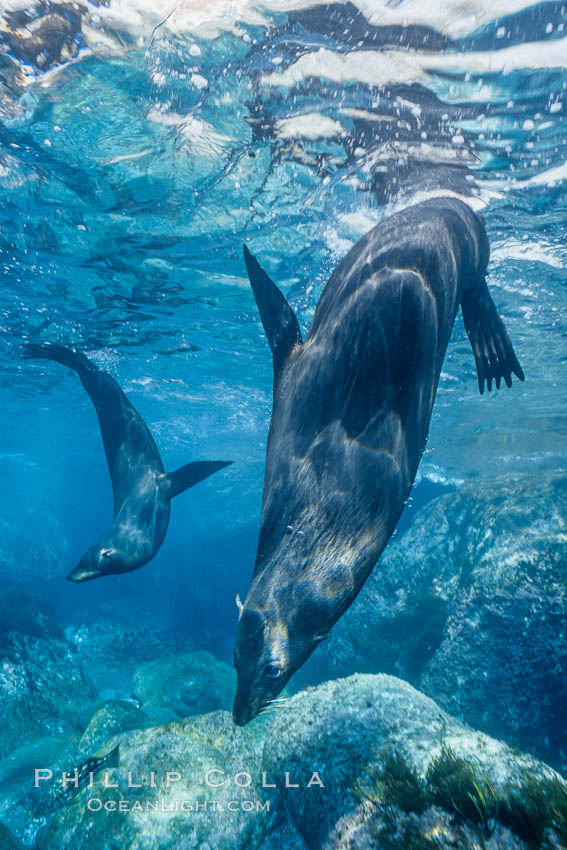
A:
[132,650,236,723]
[312,471,567,772]
[262,673,567,850]
[258,819,309,850]
[42,711,272,850]
[65,600,198,698]
[0,736,72,800]
[0,591,97,760]
[0,735,78,847]
[326,799,530,850]
[0,821,20,849]
[0,588,63,653]
[78,701,151,755]
[37,674,566,850]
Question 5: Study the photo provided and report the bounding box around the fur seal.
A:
[24,343,231,582]
[232,197,524,725]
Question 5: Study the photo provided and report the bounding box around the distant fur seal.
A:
[24,343,231,582]
[233,197,524,725]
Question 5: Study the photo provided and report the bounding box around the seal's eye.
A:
[264,664,281,679]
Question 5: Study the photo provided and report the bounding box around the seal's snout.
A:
[66,564,99,583]
[232,706,258,727]
[232,710,247,727]
[66,570,89,583]
[232,693,256,727]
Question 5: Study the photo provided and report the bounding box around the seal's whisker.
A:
[259,703,282,715]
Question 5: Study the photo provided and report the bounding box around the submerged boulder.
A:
[65,601,199,699]
[0,587,63,655]
[132,650,236,723]
[310,470,567,772]
[0,588,97,760]
[0,735,79,847]
[42,711,272,850]
[78,700,151,755]
[0,821,20,849]
[262,674,567,850]
[40,674,566,850]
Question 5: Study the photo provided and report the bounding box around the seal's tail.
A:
[22,342,92,375]
[461,280,525,395]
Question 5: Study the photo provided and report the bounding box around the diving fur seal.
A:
[23,343,231,582]
[233,197,524,725]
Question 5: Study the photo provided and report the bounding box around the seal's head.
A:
[67,542,130,582]
[232,591,329,726]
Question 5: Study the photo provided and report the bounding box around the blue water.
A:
[0,4,565,635]
[0,0,566,771]
[0,4,564,643]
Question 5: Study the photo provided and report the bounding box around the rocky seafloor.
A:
[302,470,567,775]
[2,668,566,850]
[0,470,565,849]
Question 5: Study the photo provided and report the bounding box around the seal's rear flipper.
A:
[166,460,232,499]
[22,342,91,373]
[23,342,162,517]
[243,245,302,385]
[461,280,525,395]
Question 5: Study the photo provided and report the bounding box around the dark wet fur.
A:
[233,197,524,724]
[23,342,231,581]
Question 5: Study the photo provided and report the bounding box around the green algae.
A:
[355,744,567,848]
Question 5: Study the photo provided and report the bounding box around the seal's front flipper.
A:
[243,245,302,386]
[461,279,525,395]
[166,460,232,499]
